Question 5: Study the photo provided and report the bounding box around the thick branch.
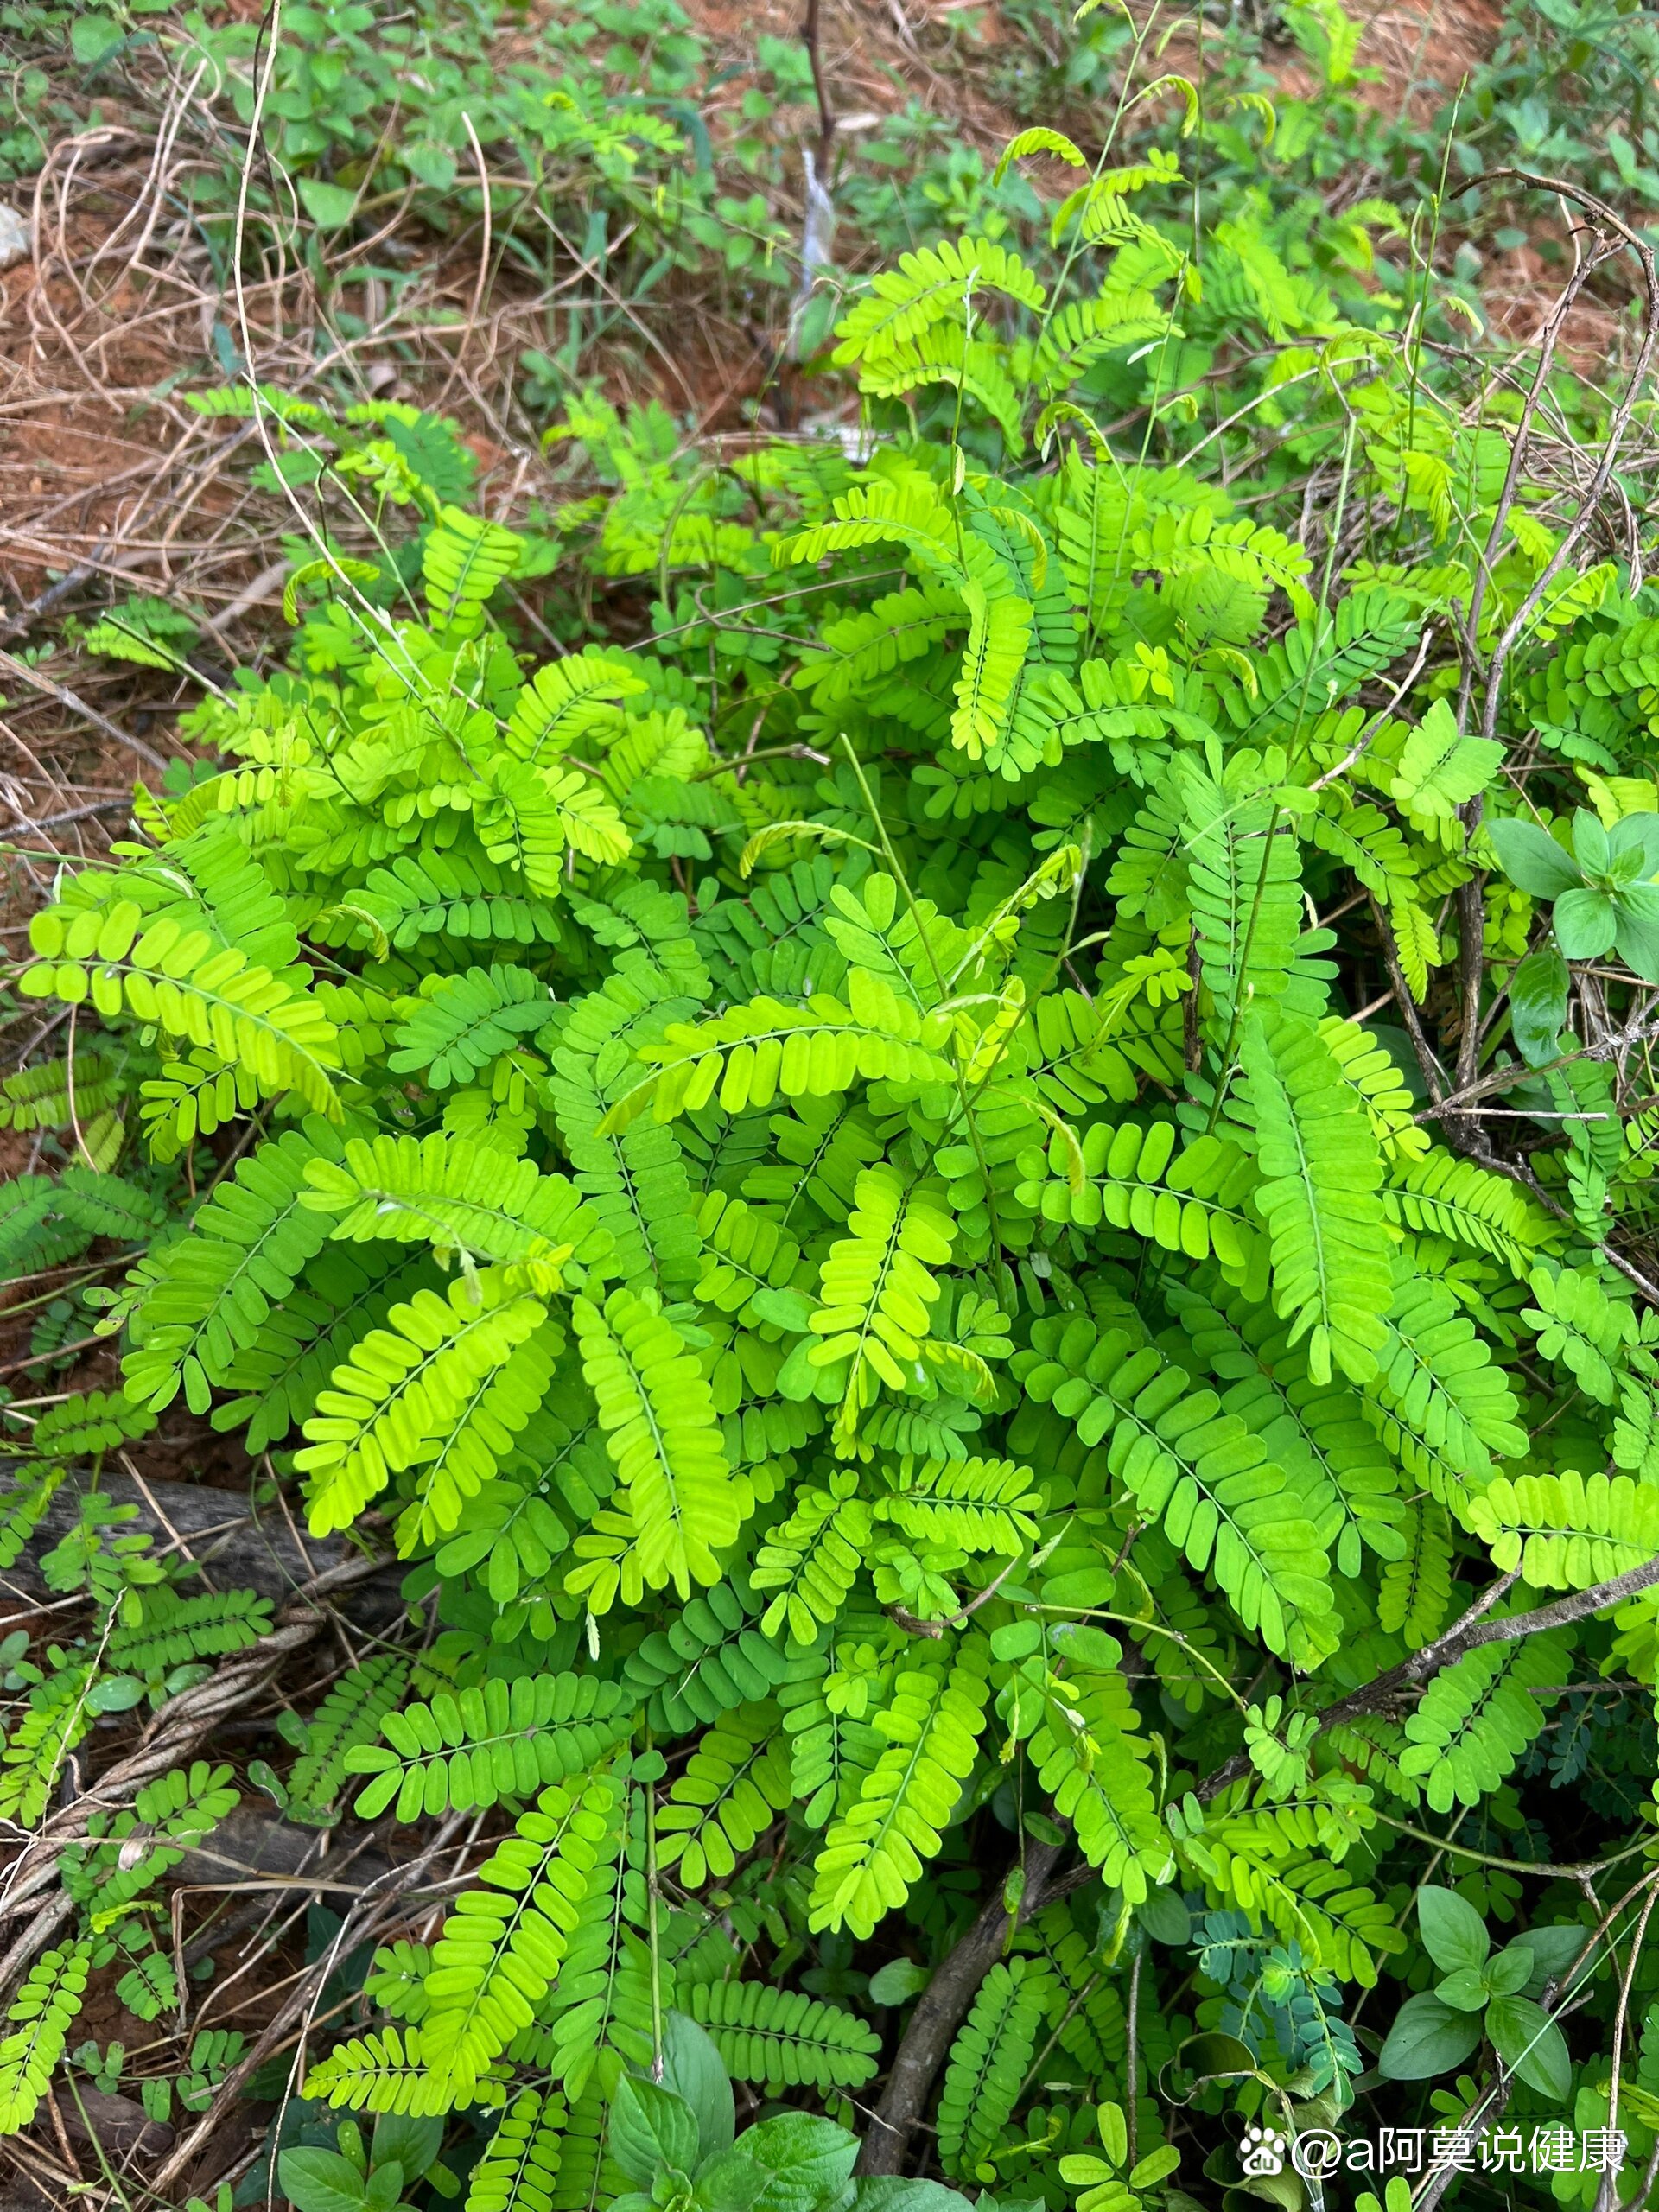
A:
[1199,1557,1659,1801]
[1427,1556,1659,1660]
[855,1840,1066,2176]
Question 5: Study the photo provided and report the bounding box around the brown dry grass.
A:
[0,0,1536,671]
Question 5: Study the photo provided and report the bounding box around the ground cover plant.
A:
[10,0,1659,2209]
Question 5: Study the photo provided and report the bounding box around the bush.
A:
[5,75,1659,2212]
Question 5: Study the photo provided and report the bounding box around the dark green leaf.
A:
[1609,812,1659,874]
[1553,886,1618,959]
[695,2150,772,2212]
[371,2114,442,2183]
[1614,884,1659,979]
[1486,1995,1572,2100]
[1417,1886,1490,1975]
[1135,1889,1192,1945]
[741,2114,861,2212]
[855,2183,975,2212]
[1376,1994,1483,2081]
[277,2150,370,2212]
[1572,809,1611,876]
[1509,945,1568,1065]
[1433,1967,1490,2013]
[1483,1947,1532,1999]
[1174,2031,1260,2085]
[612,2078,701,2188]
[664,2012,734,2167]
[363,2165,404,2212]
[1487,817,1582,899]
[1507,1927,1586,1999]
[868,1960,931,2005]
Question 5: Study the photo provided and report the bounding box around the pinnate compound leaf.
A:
[346,1673,636,1820]
[1240,1013,1393,1386]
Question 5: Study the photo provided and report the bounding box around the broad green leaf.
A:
[69,12,124,63]
[695,2150,774,2212]
[1554,885,1618,959]
[1376,1993,1483,2080]
[1509,1926,1586,1997]
[868,1960,931,2005]
[1433,1967,1490,2013]
[277,2150,370,2212]
[664,2012,734,2166]
[855,2183,976,2212]
[371,2114,443,2182]
[1486,1994,1572,2100]
[1509,945,1568,1065]
[1417,1885,1490,1974]
[612,2078,702,2186]
[1487,818,1583,899]
[1608,811,1659,874]
[741,2113,861,2212]
[1483,1946,1533,1999]
[1573,809,1611,875]
[1135,1890,1192,1945]
[1614,881,1659,979]
[297,178,361,230]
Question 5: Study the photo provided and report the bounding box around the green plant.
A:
[10,25,1659,2208]
[1377,1888,1582,2099]
[1459,0,1659,228]
[0,0,1079,430]
[279,2113,443,2212]
[1489,808,1659,979]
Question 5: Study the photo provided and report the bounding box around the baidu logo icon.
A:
[1241,2126,1287,2177]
